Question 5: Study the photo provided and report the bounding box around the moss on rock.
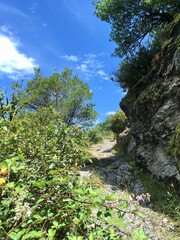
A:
[168,123,180,162]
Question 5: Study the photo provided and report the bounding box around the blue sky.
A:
[0,0,125,122]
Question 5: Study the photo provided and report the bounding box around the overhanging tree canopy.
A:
[94,0,180,56]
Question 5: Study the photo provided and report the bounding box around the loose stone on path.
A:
[79,139,176,240]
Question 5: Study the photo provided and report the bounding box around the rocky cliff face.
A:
[120,17,180,192]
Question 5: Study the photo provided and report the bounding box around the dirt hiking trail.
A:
[79,139,178,240]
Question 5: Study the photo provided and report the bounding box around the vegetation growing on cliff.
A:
[94,0,180,90]
[112,47,154,89]
[168,123,180,161]
[94,0,179,57]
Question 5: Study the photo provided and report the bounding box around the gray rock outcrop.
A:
[120,17,180,192]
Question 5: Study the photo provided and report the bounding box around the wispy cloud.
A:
[0,2,27,18]
[30,2,38,14]
[61,55,79,62]
[76,53,109,80]
[0,28,36,79]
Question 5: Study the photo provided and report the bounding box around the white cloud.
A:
[61,55,79,62]
[97,70,106,76]
[0,30,36,79]
[106,111,116,116]
[76,53,109,80]
[97,70,109,80]
[76,63,87,72]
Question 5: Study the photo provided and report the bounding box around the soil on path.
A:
[79,139,178,240]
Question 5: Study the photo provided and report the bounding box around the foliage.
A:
[87,126,104,144]
[94,0,180,57]
[87,116,113,144]
[98,115,112,132]
[168,123,180,161]
[0,105,145,239]
[109,110,127,134]
[15,67,97,127]
[0,89,18,121]
[113,47,154,89]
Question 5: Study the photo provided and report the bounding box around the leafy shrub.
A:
[0,107,145,239]
[113,47,154,90]
[0,108,90,239]
[87,126,103,144]
[87,117,113,144]
[109,110,127,135]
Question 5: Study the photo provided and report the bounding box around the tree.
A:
[16,68,97,127]
[94,0,180,57]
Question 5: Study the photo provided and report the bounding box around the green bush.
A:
[87,126,103,144]
[113,47,154,90]
[109,110,127,135]
[87,116,113,144]
[0,108,89,238]
[0,107,145,239]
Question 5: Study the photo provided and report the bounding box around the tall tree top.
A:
[94,0,180,57]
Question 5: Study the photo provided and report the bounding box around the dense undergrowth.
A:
[0,107,147,239]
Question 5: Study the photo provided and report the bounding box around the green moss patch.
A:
[168,123,180,163]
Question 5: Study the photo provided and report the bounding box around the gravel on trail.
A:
[79,139,178,240]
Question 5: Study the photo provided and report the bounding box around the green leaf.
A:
[22,230,43,240]
[31,180,46,189]
[9,229,26,240]
[52,221,59,228]
[11,164,26,173]
[33,214,43,220]
[133,229,147,240]
[89,232,94,240]
[89,187,101,197]
[105,194,117,201]
[6,182,15,188]
[0,163,8,169]
[47,229,56,239]
[1,200,11,208]
[74,188,85,195]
